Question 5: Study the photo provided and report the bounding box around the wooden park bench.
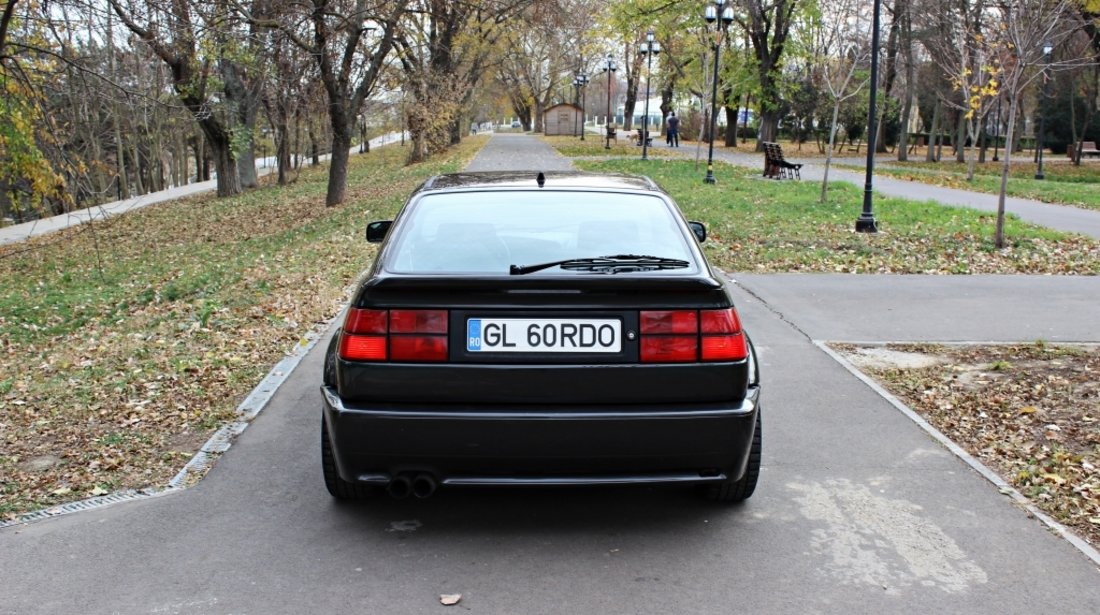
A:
[1070,141,1100,162]
[633,128,652,147]
[763,142,803,180]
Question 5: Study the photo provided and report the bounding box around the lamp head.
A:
[1043,41,1053,56]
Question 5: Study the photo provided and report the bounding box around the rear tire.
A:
[322,416,374,500]
[703,409,761,503]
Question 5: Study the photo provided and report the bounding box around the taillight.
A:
[339,308,448,362]
[640,308,747,363]
[700,307,746,361]
[641,310,698,334]
[641,336,697,362]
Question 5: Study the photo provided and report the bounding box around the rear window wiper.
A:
[509,254,690,276]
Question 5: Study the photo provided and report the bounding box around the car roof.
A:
[415,171,663,194]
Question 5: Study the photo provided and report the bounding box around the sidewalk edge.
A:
[815,340,1100,569]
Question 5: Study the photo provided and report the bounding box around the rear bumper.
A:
[321,385,760,487]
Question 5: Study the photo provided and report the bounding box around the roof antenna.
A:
[536,172,545,187]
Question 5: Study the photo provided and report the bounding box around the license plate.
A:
[466,318,621,353]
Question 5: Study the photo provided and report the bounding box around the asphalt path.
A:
[2,134,1099,614]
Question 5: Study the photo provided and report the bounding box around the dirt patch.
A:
[831,342,1100,550]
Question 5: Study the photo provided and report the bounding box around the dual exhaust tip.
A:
[386,473,438,499]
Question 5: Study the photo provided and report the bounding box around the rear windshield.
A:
[385,191,698,275]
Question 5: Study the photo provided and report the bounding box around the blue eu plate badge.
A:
[467,319,483,351]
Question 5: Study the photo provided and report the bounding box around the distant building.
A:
[543,104,584,136]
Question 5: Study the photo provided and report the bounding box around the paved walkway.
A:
[2,134,1098,614]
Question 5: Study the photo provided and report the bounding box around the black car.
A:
[321,171,761,502]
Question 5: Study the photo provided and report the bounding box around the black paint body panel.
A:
[323,172,762,489]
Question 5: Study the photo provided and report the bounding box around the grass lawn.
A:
[564,156,1100,275]
[0,138,485,518]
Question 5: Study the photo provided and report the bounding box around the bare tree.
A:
[249,0,403,205]
[395,0,528,163]
[986,0,1079,248]
[261,28,312,185]
[920,0,996,181]
[499,8,568,132]
[108,0,251,197]
[808,0,871,202]
[895,0,917,161]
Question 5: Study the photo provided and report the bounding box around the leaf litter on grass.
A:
[0,138,485,519]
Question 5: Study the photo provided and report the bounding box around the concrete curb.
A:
[815,340,1100,569]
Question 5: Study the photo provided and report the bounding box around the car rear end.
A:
[321,176,761,498]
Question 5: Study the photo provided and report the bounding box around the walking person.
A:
[666,112,680,147]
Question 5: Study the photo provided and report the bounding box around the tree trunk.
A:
[277,121,291,185]
[821,101,843,203]
[723,81,737,147]
[742,93,752,143]
[450,116,462,146]
[623,71,638,132]
[534,101,545,132]
[995,96,1020,249]
[926,101,940,162]
[107,10,129,201]
[724,103,738,147]
[955,110,966,162]
[209,133,241,197]
[326,132,351,207]
[660,85,673,126]
[201,122,240,197]
[224,64,259,189]
[309,122,320,166]
[130,136,145,196]
[758,110,780,147]
[876,6,901,153]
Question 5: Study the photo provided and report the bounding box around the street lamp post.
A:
[602,54,617,149]
[639,31,660,160]
[577,73,588,140]
[576,77,585,138]
[573,73,589,139]
[1035,40,1053,180]
[703,1,734,184]
[855,0,882,233]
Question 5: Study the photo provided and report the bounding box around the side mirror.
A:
[688,221,706,243]
[366,220,392,243]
